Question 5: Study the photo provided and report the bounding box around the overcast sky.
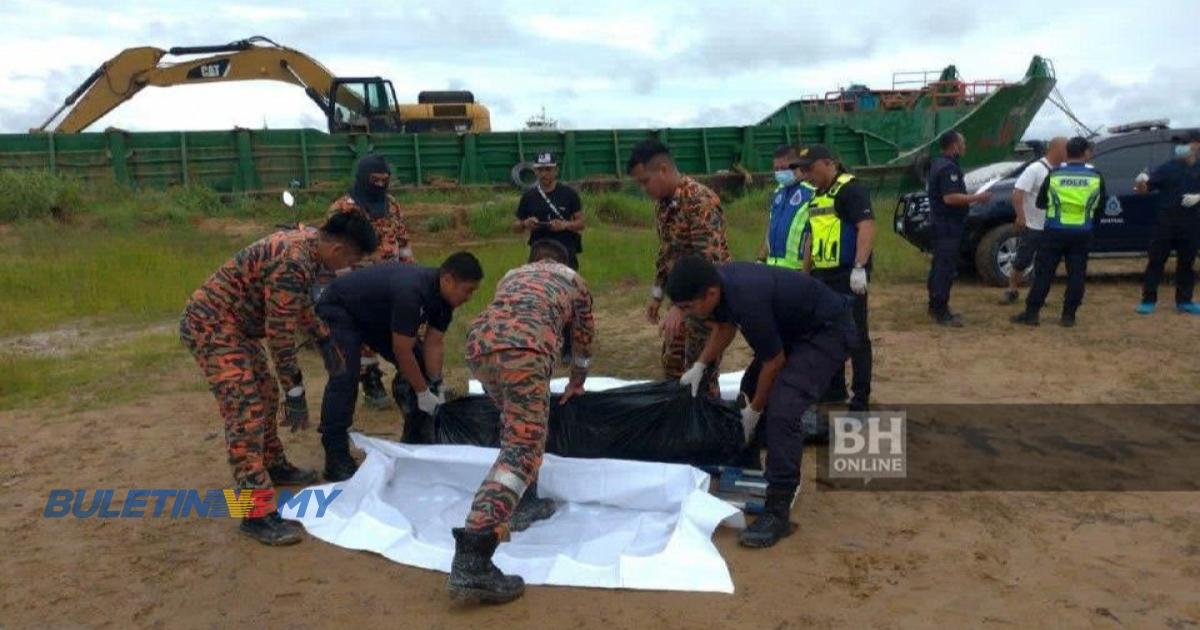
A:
[1,0,1197,140]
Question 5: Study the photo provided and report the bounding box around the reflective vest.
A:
[808,173,856,270]
[765,182,816,269]
[1045,163,1103,231]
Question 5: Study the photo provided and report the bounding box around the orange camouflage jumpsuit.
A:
[180,229,329,490]
[463,261,596,538]
[321,194,415,372]
[325,194,414,268]
[654,176,731,395]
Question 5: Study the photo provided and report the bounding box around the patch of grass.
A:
[395,187,515,206]
[423,213,453,233]
[0,330,186,410]
[466,200,515,238]
[0,222,243,335]
[0,169,85,222]
[589,192,654,227]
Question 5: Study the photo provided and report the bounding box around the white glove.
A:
[1182,193,1200,208]
[679,361,709,397]
[850,266,868,295]
[1135,172,1150,185]
[417,389,442,415]
[740,406,762,444]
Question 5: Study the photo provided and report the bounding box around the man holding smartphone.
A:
[513,150,585,269]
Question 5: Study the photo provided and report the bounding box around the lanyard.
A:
[535,185,566,220]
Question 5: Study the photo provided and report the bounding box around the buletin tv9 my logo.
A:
[43,488,340,518]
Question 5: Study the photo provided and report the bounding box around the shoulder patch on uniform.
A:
[789,190,805,206]
[950,174,959,182]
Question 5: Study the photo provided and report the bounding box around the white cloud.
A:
[1,0,1197,140]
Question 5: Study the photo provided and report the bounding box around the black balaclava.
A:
[350,154,391,219]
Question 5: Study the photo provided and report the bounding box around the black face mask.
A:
[350,155,391,219]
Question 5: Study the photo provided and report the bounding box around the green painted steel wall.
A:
[0,62,1051,194]
[0,122,917,193]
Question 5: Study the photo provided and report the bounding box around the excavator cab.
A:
[328,77,403,133]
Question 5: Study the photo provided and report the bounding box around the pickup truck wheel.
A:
[975,223,1022,287]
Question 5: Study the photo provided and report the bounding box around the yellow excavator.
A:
[34,36,491,134]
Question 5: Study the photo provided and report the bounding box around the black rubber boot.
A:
[509,484,557,533]
[267,460,319,486]
[1060,310,1077,328]
[447,528,525,604]
[932,310,965,327]
[323,443,359,482]
[240,511,303,546]
[1011,311,1040,326]
[738,485,797,549]
[361,364,391,410]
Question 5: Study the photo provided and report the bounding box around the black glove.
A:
[282,390,310,433]
[317,337,347,378]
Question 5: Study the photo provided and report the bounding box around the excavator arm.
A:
[37,36,367,133]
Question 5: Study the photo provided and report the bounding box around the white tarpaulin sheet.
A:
[282,433,740,593]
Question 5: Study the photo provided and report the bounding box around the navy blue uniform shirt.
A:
[926,155,968,220]
[1147,158,1200,223]
[711,262,850,359]
[320,263,452,338]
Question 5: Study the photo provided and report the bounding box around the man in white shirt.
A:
[1002,137,1068,304]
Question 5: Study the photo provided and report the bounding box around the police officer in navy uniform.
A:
[925,131,992,326]
[798,145,875,411]
[1134,130,1200,315]
[666,256,857,549]
[1012,137,1107,327]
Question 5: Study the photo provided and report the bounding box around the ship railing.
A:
[892,70,943,90]
[926,80,1008,109]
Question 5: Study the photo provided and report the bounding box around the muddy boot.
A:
[240,511,303,546]
[267,460,319,486]
[360,364,391,410]
[1011,311,1039,326]
[738,485,797,549]
[509,484,557,533]
[323,443,359,482]
[447,528,525,604]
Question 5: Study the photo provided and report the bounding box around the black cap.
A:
[1065,136,1092,157]
[533,150,558,168]
[794,144,836,167]
[1170,130,1200,144]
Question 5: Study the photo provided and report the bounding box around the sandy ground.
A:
[2,275,1199,629]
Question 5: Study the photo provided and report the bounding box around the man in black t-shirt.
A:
[514,150,585,269]
[315,253,483,481]
[797,145,875,411]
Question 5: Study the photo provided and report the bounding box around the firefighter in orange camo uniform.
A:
[446,240,595,605]
[322,154,415,410]
[180,213,377,546]
[626,138,731,398]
